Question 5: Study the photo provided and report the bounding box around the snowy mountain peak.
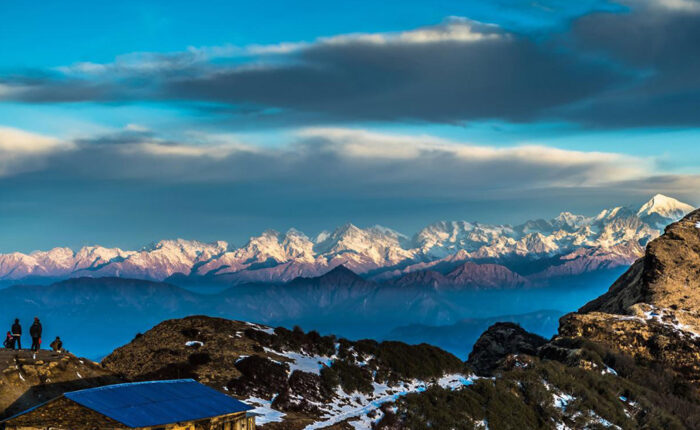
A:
[0,194,694,284]
[553,212,590,230]
[637,194,694,220]
[285,227,307,237]
[368,225,411,246]
[142,238,228,257]
[334,222,362,235]
[260,229,281,238]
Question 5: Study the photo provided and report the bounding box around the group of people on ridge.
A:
[2,317,63,353]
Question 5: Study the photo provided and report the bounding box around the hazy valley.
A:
[6,206,700,428]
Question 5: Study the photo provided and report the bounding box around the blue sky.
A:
[0,0,620,69]
[1,0,700,252]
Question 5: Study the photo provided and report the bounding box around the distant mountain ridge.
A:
[0,194,693,289]
[6,206,700,429]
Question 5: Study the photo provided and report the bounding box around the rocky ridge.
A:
[101,315,470,429]
[554,207,700,384]
[0,349,120,420]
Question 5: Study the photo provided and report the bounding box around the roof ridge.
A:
[64,378,197,395]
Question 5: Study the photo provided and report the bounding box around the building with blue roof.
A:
[2,379,255,430]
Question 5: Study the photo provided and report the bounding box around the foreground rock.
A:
[558,209,700,383]
[0,349,120,419]
[467,322,547,376]
[579,208,700,329]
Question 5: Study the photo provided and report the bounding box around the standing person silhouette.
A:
[30,317,42,352]
[11,319,21,350]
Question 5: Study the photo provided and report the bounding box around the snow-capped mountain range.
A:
[0,194,694,287]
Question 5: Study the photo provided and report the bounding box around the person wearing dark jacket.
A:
[4,332,13,348]
[29,317,42,352]
[11,319,21,350]
[50,336,63,353]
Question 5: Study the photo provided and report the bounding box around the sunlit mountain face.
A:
[0,195,691,288]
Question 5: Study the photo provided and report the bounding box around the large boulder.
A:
[467,322,547,376]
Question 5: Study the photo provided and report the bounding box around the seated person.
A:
[3,331,14,349]
[50,336,63,353]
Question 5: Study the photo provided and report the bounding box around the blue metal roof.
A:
[62,379,252,428]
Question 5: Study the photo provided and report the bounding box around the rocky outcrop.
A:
[552,208,700,383]
[578,208,700,328]
[559,308,700,382]
[0,350,120,419]
[102,316,275,386]
[466,322,547,376]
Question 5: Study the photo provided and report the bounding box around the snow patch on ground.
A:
[253,344,476,429]
[643,307,700,338]
[475,419,489,429]
[543,380,575,412]
[553,392,574,411]
[590,413,621,429]
[244,396,286,424]
[437,374,474,390]
[263,348,334,374]
[302,383,419,430]
[614,306,700,338]
[245,322,275,335]
[185,341,204,347]
[603,365,618,375]
[284,351,331,375]
[302,374,473,429]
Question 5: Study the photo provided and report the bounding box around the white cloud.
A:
[0,84,27,99]
[125,142,237,158]
[0,127,74,176]
[647,0,700,11]
[53,17,501,78]
[296,128,648,187]
[320,17,501,46]
[0,127,63,153]
[0,126,671,199]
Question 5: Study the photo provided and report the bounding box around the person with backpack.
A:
[11,319,22,350]
[30,317,42,352]
[50,336,63,353]
[4,331,14,349]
